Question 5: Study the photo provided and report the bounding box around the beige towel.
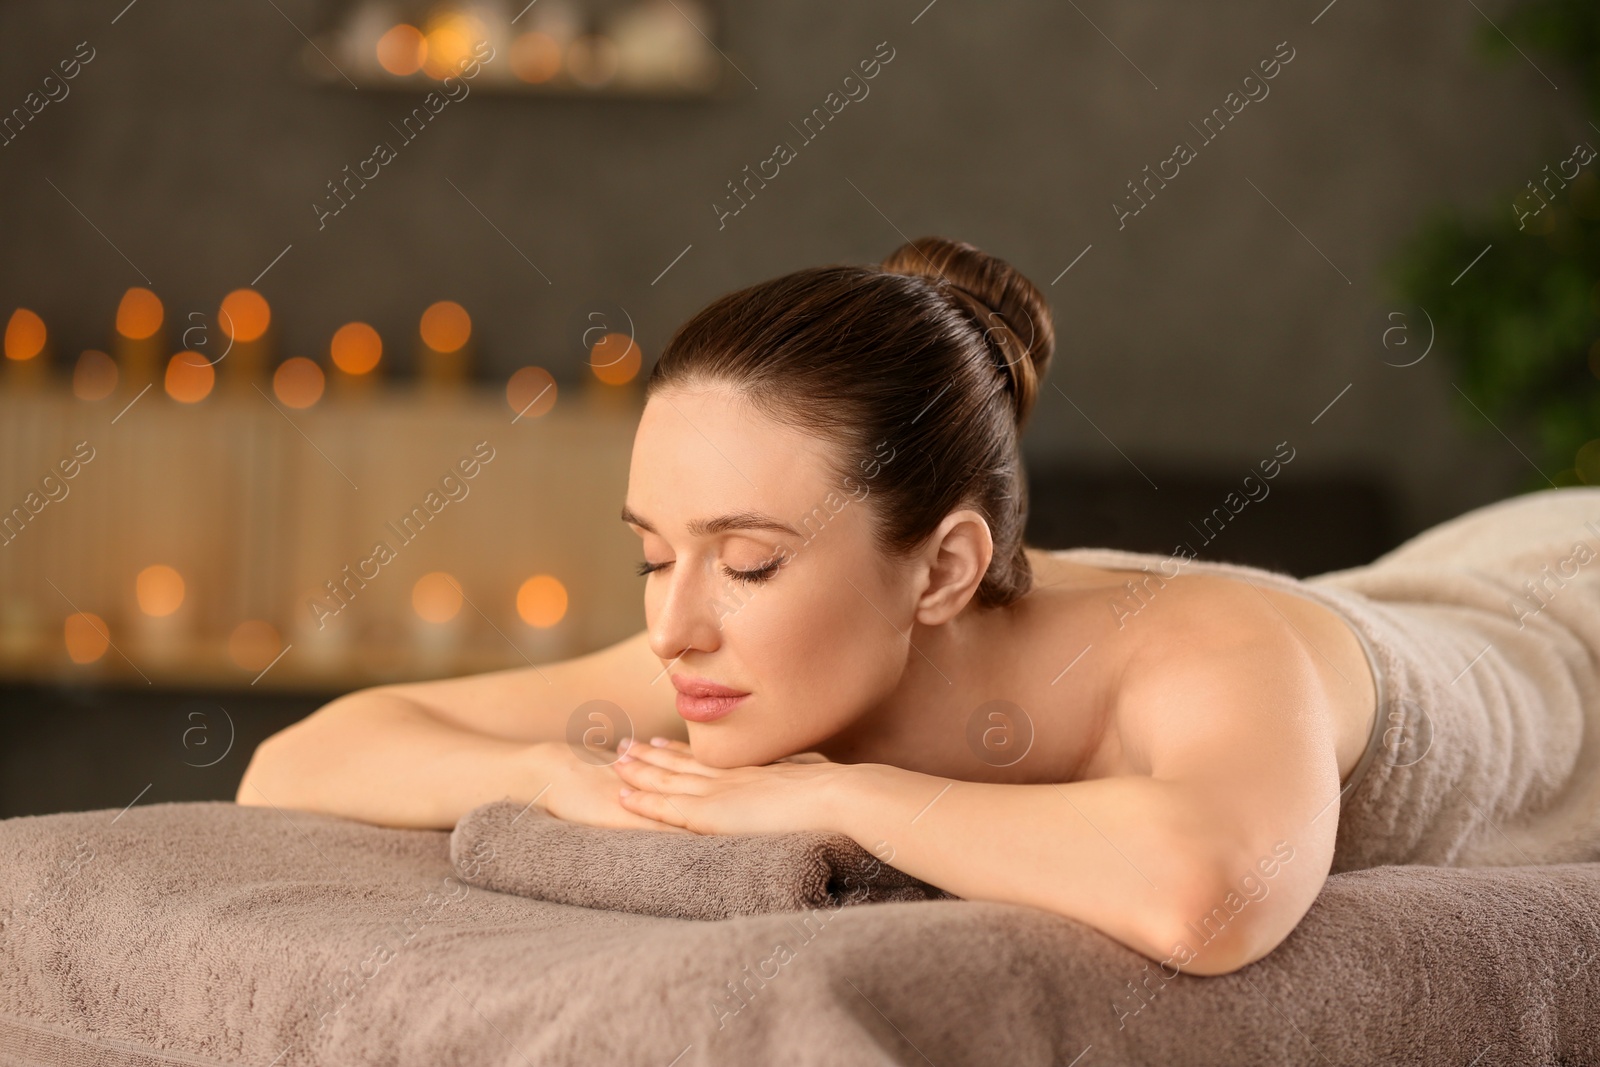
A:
[1054,487,1600,872]
[449,799,956,919]
[3,801,1599,1066]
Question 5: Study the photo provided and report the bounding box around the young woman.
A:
[238,236,1600,979]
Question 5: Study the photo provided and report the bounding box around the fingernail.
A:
[619,786,634,796]
[650,736,668,747]
[618,737,632,752]
[617,752,632,763]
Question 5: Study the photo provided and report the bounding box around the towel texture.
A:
[449,799,956,919]
[1053,486,1600,873]
[3,802,1599,1067]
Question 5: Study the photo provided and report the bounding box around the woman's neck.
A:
[813,578,1112,784]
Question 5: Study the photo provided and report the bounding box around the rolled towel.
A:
[449,798,957,920]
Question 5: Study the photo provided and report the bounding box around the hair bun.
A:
[879,236,1056,428]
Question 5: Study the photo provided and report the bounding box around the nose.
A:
[647,555,726,663]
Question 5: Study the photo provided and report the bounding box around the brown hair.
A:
[645,236,1056,610]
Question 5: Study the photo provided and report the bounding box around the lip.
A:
[671,674,749,723]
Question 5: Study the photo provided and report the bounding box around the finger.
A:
[619,786,699,832]
[618,743,718,777]
[613,757,714,795]
[620,735,695,758]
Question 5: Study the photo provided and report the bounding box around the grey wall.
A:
[0,0,1582,539]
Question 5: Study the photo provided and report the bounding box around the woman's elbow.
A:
[235,720,310,808]
[1138,862,1303,977]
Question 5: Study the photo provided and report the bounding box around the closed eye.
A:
[634,559,782,584]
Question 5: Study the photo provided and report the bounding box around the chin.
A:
[687,725,801,769]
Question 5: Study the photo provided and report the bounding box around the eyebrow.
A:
[620,503,801,539]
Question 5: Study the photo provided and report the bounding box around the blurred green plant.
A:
[1384,0,1600,489]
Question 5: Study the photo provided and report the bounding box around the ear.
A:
[913,508,994,625]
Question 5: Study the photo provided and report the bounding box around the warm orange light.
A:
[73,350,118,400]
[273,357,326,409]
[510,32,562,83]
[219,288,271,342]
[330,322,383,374]
[4,308,46,361]
[116,287,163,340]
[164,351,216,403]
[412,572,463,623]
[228,620,282,672]
[566,34,619,87]
[420,301,471,352]
[377,23,427,76]
[506,366,557,418]
[589,331,641,384]
[136,564,185,617]
[516,575,568,628]
[422,12,484,79]
[64,612,110,664]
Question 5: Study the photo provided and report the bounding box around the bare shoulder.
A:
[373,627,687,746]
[1097,574,1356,842]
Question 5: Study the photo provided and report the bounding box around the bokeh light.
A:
[506,366,557,418]
[220,288,271,342]
[510,32,562,83]
[420,300,471,352]
[64,612,110,664]
[517,575,568,628]
[73,350,118,400]
[164,351,216,403]
[330,321,382,374]
[412,572,463,623]
[589,331,641,384]
[422,11,484,79]
[136,564,185,617]
[377,23,427,76]
[228,620,283,672]
[273,357,326,409]
[115,287,163,339]
[4,308,46,361]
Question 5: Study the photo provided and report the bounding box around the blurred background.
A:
[2,0,1595,818]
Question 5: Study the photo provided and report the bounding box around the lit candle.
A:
[133,563,189,663]
[585,330,643,414]
[272,357,326,410]
[3,308,50,390]
[218,288,273,393]
[505,366,557,420]
[330,321,383,399]
[517,573,569,660]
[418,301,473,390]
[113,287,165,396]
[411,571,464,671]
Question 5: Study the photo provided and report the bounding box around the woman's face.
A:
[623,382,912,767]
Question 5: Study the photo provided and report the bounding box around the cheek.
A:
[720,566,906,758]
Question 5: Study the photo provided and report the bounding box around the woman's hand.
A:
[534,740,693,833]
[612,737,845,835]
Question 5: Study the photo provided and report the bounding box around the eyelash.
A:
[635,558,782,585]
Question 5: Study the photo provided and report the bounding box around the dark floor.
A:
[1,464,1398,820]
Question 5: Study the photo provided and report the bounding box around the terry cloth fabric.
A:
[1051,486,1600,874]
[449,798,957,919]
[2,801,1599,1066]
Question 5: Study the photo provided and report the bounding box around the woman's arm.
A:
[236,628,684,829]
[614,615,1346,976]
[820,765,1309,976]
[236,690,563,829]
